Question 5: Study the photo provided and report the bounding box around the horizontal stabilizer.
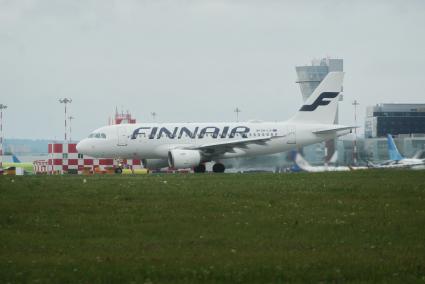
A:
[313,126,357,135]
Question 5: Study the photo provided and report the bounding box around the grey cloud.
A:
[0,0,424,139]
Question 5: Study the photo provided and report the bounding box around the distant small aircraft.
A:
[368,134,425,170]
[77,72,355,173]
[2,154,34,174]
[294,151,366,172]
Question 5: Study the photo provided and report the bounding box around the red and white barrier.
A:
[33,143,142,174]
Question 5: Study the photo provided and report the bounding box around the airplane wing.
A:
[184,136,283,156]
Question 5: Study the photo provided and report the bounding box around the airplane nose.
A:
[76,139,88,154]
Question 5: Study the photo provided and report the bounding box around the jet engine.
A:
[168,149,202,169]
[141,159,169,170]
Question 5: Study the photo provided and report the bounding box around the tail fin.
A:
[294,152,314,172]
[387,134,404,161]
[290,72,344,124]
[12,154,21,163]
[328,150,338,164]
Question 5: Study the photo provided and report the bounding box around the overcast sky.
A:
[1,0,424,140]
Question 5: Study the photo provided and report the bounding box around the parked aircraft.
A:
[368,134,425,170]
[294,151,368,172]
[77,72,355,173]
[1,154,34,173]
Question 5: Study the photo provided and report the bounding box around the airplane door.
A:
[117,126,128,146]
[287,125,296,144]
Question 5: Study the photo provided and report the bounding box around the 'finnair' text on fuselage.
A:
[130,126,267,140]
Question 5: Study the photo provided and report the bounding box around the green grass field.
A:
[1,171,425,283]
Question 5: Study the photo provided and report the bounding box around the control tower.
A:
[295,58,343,161]
[296,58,343,105]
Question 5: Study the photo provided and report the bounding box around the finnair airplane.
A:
[77,72,354,173]
[369,134,425,170]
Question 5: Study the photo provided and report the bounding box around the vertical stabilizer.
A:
[12,154,21,163]
[387,134,404,161]
[294,152,315,172]
[329,150,338,164]
[290,72,344,124]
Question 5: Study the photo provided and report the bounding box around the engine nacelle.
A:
[141,159,169,170]
[168,149,202,169]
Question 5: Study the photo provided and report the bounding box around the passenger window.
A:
[101,133,106,139]
[95,133,101,138]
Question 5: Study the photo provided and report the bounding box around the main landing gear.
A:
[193,163,226,173]
[193,164,206,173]
[212,163,225,173]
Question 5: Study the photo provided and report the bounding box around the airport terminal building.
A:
[365,103,425,138]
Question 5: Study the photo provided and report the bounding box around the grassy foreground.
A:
[1,171,425,283]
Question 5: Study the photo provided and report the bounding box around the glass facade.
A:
[376,116,425,137]
[365,104,425,138]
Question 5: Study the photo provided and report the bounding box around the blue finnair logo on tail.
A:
[299,92,339,112]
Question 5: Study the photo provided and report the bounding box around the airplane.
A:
[1,154,34,174]
[77,72,355,173]
[294,151,368,172]
[368,134,425,170]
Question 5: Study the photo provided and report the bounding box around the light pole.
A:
[234,107,241,122]
[151,112,157,122]
[68,116,75,142]
[352,100,360,165]
[59,98,72,142]
[0,104,7,169]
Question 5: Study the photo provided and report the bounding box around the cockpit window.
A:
[88,133,107,139]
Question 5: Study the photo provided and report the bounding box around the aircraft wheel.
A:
[213,163,225,173]
[193,164,206,173]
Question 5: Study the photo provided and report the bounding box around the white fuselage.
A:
[77,121,349,161]
[302,165,351,172]
[376,158,425,169]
